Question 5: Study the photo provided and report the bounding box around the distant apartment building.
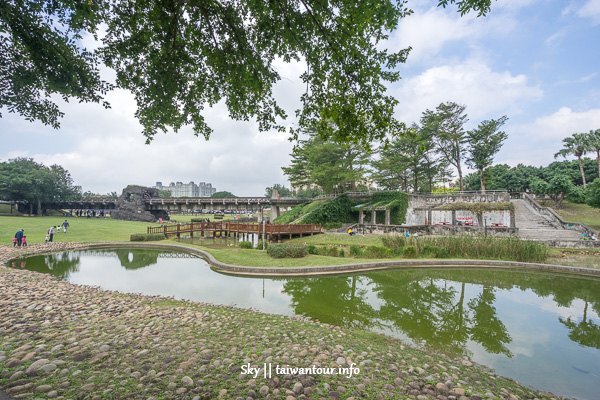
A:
[154,181,217,197]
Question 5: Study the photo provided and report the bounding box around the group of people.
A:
[13,220,70,246]
[12,229,26,247]
[45,220,70,242]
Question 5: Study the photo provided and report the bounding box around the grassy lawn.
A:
[536,199,600,231]
[187,242,391,267]
[0,215,160,245]
[289,233,384,247]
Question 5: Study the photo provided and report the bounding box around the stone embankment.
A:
[1,245,568,400]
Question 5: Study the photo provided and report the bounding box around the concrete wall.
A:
[360,224,518,236]
[408,192,510,208]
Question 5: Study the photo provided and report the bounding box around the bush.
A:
[307,244,318,254]
[256,239,268,250]
[381,235,407,254]
[338,248,346,257]
[324,222,343,230]
[326,246,340,257]
[421,244,448,258]
[364,246,392,258]
[214,215,224,219]
[239,241,253,249]
[130,233,166,242]
[267,243,307,258]
[191,218,205,223]
[402,245,418,258]
[349,245,364,257]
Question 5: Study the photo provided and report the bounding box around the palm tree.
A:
[554,133,590,187]
[586,129,600,180]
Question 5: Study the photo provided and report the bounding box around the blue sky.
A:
[1,0,599,196]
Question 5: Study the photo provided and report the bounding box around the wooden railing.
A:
[148,222,321,238]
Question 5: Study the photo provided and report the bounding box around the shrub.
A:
[130,233,166,242]
[191,218,205,223]
[256,240,268,250]
[381,235,407,253]
[326,246,340,257]
[364,246,392,258]
[402,245,418,258]
[267,243,307,258]
[338,248,346,257]
[239,241,253,249]
[421,244,448,258]
[349,245,364,257]
[307,244,318,254]
[324,222,343,230]
[214,215,224,219]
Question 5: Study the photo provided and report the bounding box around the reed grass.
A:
[381,235,549,263]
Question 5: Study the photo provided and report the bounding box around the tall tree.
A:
[465,116,508,192]
[586,129,600,180]
[283,134,370,195]
[1,1,492,146]
[371,125,440,192]
[554,133,590,188]
[421,102,469,191]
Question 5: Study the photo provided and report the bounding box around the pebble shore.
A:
[0,244,569,400]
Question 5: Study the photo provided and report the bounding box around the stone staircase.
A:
[511,199,583,241]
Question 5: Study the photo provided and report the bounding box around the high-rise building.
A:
[154,181,217,197]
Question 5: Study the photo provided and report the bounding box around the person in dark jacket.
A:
[14,229,24,247]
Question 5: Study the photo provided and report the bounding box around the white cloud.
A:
[393,59,543,125]
[577,0,600,24]
[497,107,600,167]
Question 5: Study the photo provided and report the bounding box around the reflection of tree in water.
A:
[281,268,600,357]
[9,252,81,281]
[113,249,159,270]
[468,286,512,357]
[559,299,600,350]
[368,271,509,357]
[281,275,381,330]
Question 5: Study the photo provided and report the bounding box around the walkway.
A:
[511,199,582,241]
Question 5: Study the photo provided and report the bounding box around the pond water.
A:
[8,248,600,400]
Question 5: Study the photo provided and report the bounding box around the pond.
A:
[8,248,600,400]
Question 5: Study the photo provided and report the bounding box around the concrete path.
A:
[511,199,582,241]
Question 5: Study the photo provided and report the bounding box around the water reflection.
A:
[7,249,600,400]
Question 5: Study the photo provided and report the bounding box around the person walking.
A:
[21,236,27,247]
[61,219,69,233]
[14,229,24,247]
[48,226,56,242]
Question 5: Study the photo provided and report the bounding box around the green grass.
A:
[289,233,383,247]
[536,199,600,231]
[180,241,391,267]
[0,215,160,245]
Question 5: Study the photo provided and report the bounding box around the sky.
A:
[1,0,600,196]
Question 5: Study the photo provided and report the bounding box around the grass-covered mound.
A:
[274,195,356,225]
[357,191,408,225]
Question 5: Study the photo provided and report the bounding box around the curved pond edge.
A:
[67,242,600,278]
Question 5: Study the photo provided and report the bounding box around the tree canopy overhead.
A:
[1,0,494,147]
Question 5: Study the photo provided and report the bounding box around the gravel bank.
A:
[1,244,568,400]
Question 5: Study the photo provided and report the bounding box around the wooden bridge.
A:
[147,221,322,241]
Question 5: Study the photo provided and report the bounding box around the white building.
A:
[154,181,216,198]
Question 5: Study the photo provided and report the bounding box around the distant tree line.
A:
[0,158,81,214]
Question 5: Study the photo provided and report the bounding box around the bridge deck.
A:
[148,221,322,239]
